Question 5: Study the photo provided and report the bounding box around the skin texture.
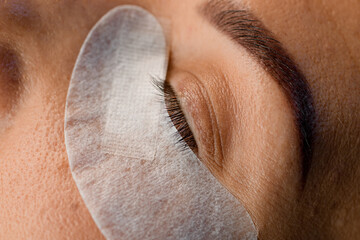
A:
[0,0,359,239]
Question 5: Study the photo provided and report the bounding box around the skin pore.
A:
[0,0,359,239]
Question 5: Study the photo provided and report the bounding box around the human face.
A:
[0,0,359,239]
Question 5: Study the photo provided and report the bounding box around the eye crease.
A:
[154,78,198,153]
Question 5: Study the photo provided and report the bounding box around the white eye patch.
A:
[64,5,257,240]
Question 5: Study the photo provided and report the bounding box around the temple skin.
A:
[0,0,359,239]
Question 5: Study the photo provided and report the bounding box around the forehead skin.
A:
[0,0,359,239]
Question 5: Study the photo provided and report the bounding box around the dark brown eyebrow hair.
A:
[200,0,316,182]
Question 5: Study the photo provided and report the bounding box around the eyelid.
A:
[169,71,224,170]
[160,79,198,152]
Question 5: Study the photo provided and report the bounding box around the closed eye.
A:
[153,78,198,153]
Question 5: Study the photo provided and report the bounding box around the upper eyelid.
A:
[167,87,198,151]
[152,77,197,152]
[166,70,227,168]
[200,0,317,182]
[190,76,224,167]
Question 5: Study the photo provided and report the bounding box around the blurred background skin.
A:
[0,0,359,239]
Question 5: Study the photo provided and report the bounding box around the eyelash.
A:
[153,78,198,152]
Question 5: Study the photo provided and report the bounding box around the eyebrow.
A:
[200,0,316,182]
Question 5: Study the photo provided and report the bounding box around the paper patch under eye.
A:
[64,5,257,240]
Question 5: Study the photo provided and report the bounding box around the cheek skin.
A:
[0,1,106,239]
[0,72,105,239]
[0,0,172,237]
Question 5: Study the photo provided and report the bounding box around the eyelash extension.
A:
[152,77,198,153]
